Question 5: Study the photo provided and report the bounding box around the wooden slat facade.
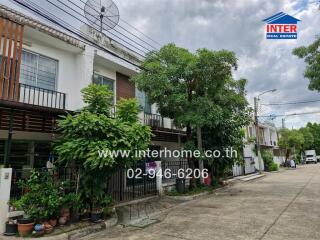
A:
[116,72,135,100]
[0,17,24,101]
[0,107,58,133]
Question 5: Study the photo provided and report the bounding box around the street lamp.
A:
[254,88,277,173]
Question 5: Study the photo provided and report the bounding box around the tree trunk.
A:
[186,124,196,190]
[197,126,204,184]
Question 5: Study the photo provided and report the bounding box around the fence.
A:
[106,161,158,202]
[10,163,158,203]
[161,159,189,182]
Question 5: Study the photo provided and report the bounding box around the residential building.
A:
[234,121,284,176]
[0,5,185,196]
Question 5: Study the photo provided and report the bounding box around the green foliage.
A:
[54,84,151,210]
[293,37,320,91]
[261,150,277,172]
[12,170,62,221]
[269,162,279,172]
[132,44,251,179]
[81,84,113,115]
[132,44,243,129]
[55,84,151,169]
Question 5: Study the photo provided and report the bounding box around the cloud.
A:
[116,0,320,128]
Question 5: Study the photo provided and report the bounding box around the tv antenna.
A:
[84,0,120,32]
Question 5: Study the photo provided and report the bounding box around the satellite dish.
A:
[84,0,120,32]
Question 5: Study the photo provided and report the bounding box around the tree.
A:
[279,128,304,160]
[293,37,320,91]
[54,84,152,207]
[132,43,251,184]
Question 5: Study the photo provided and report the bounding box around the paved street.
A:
[86,165,320,240]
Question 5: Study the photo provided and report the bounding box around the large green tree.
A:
[132,43,250,182]
[293,37,320,91]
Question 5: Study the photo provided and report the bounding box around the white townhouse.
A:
[0,5,185,188]
[242,121,284,174]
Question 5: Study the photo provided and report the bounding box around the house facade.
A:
[233,121,284,176]
[0,5,185,180]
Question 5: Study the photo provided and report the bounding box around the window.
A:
[20,50,58,91]
[93,73,115,92]
[136,89,151,113]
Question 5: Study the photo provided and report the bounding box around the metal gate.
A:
[107,161,158,203]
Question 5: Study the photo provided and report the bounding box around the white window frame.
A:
[20,49,58,91]
[93,72,116,103]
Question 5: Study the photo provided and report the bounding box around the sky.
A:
[3,0,320,129]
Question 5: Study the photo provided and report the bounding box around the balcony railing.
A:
[144,112,164,128]
[0,83,66,110]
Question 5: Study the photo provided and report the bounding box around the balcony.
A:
[144,113,164,128]
[0,83,66,110]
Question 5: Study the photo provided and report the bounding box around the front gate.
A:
[107,161,158,203]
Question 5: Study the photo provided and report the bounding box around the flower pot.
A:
[49,218,57,227]
[59,216,67,225]
[17,222,35,237]
[90,211,102,223]
[4,222,17,236]
[60,208,70,220]
[45,225,54,234]
[80,211,91,221]
[18,218,33,224]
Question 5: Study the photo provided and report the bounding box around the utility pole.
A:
[282,118,286,129]
[254,97,262,173]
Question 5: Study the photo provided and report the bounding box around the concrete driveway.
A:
[86,164,320,240]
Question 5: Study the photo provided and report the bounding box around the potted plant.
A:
[11,170,62,235]
[90,198,103,223]
[4,220,18,236]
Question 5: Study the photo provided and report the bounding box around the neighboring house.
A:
[234,121,284,176]
[0,5,185,189]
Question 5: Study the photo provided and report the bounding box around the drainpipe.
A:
[4,109,13,167]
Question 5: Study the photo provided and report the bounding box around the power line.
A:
[75,0,159,50]
[119,18,162,47]
[262,99,320,106]
[259,110,320,118]
[44,0,149,56]
[12,0,143,69]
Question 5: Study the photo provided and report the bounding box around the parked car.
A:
[317,156,320,162]
[305,150,317,164]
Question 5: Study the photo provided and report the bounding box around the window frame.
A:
[92,72,116,103]
[20,49,59,91]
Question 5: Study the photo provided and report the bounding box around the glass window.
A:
[93,73,115,92]
[136,89,151,113]
[20,50,58,91]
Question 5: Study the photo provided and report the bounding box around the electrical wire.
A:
[119,18,162,47]
[262,99,320,106]
[259,110,320,118]
[75,0,159,50]
[43,0,149,56]
[12,0,143,69]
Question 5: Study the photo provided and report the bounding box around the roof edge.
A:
[0,4,85,50]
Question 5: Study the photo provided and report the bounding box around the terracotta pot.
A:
[17,222,35,237]
[61,208,70,220]
[59,216,67,225]
[45,225,54,234]
[49,218,57,227]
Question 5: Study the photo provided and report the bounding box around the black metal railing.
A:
[18,83,66,110]
[161,159,189,182]
[106,161,158,202]
[144,113,164,128]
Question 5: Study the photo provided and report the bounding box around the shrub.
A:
[269,162,279,172]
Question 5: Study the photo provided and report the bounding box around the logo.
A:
[262,12,301,39]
